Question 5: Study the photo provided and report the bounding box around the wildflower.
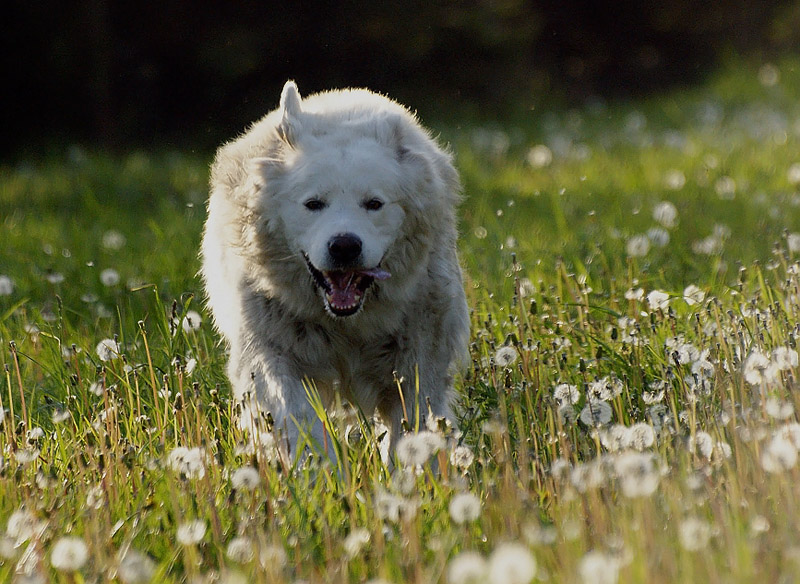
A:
[626,423,656,450]
[683,284,705,306]
[176,520,206,545]
[743,350,775,386]
[102,230,126,250]
[553,383,581,405]
[231,466,261,491]
[52,408,71,424]
[450,445,475,470]
[375,490,414,523]
[678,517,712,551]
[662,171,686,192]
[167,446,206,479]
[772,347,798,371]
[761,434,798,473]
[448,551,487,584]
[587,376,623,401]
[86,485,105,510]
[259,543,287,568]
[522,522,557,546]
[647,290,669,311]
[526,144,553,168]
[494,346,518,367]
[571,460,607,492]
[95,338,120,362]
[226,537,255,563]
[624,287,644,301]
[765,397,794,420]
[6,509,45,545]
[599,425,629,452]
[689,431,715,460]
[580,399,613,426]
[100,268,120,287]
[714,176,736,199]
[448,492,481,525]
[343,528,370,559]
[0,275,14,296]
[396,432,439,467]
[614,451,661,498]
[788,232,800,253]
[117,548,156,584]
[625,234,650,258]
[14,448,40,465]
[50,537,89,572]
[46,272,65,284]
[182,310,202,332]
[487,543,537,584]
[578,550,621,584]
[647,227,670,247]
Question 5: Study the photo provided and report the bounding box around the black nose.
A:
[328,233,362,264]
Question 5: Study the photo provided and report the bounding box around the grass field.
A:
[3,57,800,583]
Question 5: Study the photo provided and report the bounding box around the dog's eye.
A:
[363,198,384,211]
[304,198,327,211]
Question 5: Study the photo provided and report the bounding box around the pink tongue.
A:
[360,267,391,280]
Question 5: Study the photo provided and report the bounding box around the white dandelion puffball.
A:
[176,519,207,545]
[494,345,518,367]
[0,275,14,296]
[653,200,679,227]
[626,234,650,258]
[683,284,705,306]
[117,548,156,584]
[50,536,89,572]
[679,517,712,551]
[343,528,370,559]
[553,383,581,406]
[231,466,261,490]
[487,542,537,584]
[647,290,670,311]
[100,268,120,287]
[787,232,800,253]
[788,163,800,185]
[182,310,202,332]
[226,536,255,563]
[95,338,120,361]
[396,431,443,467]
[578,550,621,584]
[526,144,553,168]
[168,446,206,479]
[448,492,482,525]
[580,399,613,426]
[761,434,798,473]
[448,551,488,584]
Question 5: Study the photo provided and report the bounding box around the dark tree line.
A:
[3,0,797,155]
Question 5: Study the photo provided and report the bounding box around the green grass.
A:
[4,56,800,583]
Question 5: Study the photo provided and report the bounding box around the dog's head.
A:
[249,81,460,318]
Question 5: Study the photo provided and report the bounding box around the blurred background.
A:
[4,0,800,157]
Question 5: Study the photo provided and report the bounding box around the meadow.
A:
[3,57,800,583]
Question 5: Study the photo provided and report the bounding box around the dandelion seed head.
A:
[626,423,656,450]
[0,275,14,296]
[100,268,120,287]
[714,176,736,199]
[14,447,40,465]
[226,537,255,563]
[448,492,482,525]
[448,551,487,584]
[396,432,436,467]
[647,227,670,247]
[624,287,644,301]
[626,234,650,258]
[683,284,705,306]
[787,232,800,253]
[553,383,581,405]
[647,290,670,311]
[679,517,712,551]
[663,170,686,192]
[580,399,613,426]
[50,537,88,572]
[102,230,126,251]
[761,434,798,473]
[614,451,661,498]
[117,548,156,584]
[167,446,206,479]
[6,509,45,545]
[765,397,794,420]
[450,445,475,470]
[95,338,120,362]
[231,466,260,491]
[527,144,553,168]
[487,542,537,584]
[343,528,370,559]
[579,550,621,584]
[176,519,206,545]
[182,310,202,332]
[494,346,518,367]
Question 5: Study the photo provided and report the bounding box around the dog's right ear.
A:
[277,80,303,146]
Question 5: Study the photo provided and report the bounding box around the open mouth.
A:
[302,252,391,317]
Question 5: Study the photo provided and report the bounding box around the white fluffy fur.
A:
[201,81,469,458]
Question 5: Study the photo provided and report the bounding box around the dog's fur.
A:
[200,81,469,457]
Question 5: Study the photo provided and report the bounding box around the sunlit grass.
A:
[3,57,800,582]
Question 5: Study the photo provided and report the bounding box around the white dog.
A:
[201,81,469,459]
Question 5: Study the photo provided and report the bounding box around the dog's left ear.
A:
[277,80,303,146]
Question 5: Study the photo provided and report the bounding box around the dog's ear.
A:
[277,80,303,146]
